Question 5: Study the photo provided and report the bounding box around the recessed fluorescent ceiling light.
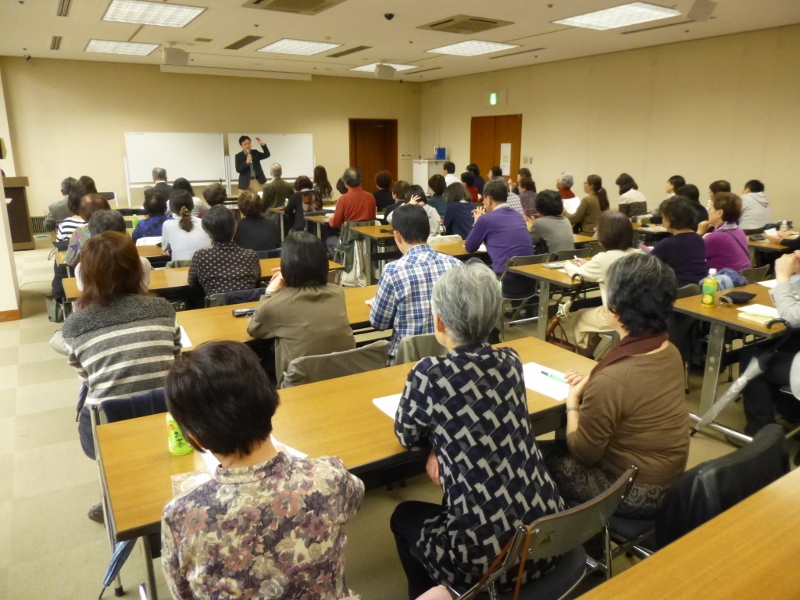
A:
[427,40,519,57]
[103,0,205,28]
[258,39,341,56]
[350,62,417,73]
[86,39,159,56]
[554,2,681,31]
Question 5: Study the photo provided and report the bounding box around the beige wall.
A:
[420,25,800,220]
[0,58,421,214]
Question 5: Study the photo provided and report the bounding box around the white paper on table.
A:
[522,362,569,401]
[557,269,568,274]
[643,225,667,233]
[737,304,779,318]
[373,394,402,419]
[179,326,192,348]
[478,244,487,253]
[365,297,374,306]
[757,279,778,289]
[271,434,307,458]
[764,228,777,236]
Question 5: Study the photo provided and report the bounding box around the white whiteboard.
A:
[227,133,314,181]
[124,132,226,183]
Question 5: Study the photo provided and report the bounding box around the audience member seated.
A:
[526,190,574,255]
[739,179,772,231]
[650,196,709,286]
[62,231,179,524]
[460,171,479,203]
[262,163,295,211]
[556,171,581,214]
[615,172,646,209]
[161,341,364,599]
[370,205,460,365]
[373,170,395,211]
[78,175,98,195]
[426,174,447,217]
[708,179,731,203]
[518,176,537,218]
[665,174,686,199]
[45,176,78,232]
[697,192,751,272]
[173,177,207,217]
[327,168,377,256]
[144,167,173,201]
[382,180,410,224]
[75,210,152,291]
[188,205,261,297]
[132,191,169,242]
[488,166,524,215]
[567,174,609,235]
[285,175,322,233]
[442,161,459,186]
[64,193,111,266]
[162,190,212,261]
[442,182,474,239]
[335,178,348,197]
[388,185,440,237]
[234,191,280,253]
[740,252,800,436]
[248,232,356,384]
[466,163,485,195]
[674,183,708,229]
[563,211,639,352]
[201,182,228,218]
[313,165,333,203]
[509,167,535,196]
[391,261,564,598]
[465,180,536,298]
[543,252,690,518]
[55,182,87,242]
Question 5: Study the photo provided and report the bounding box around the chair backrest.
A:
[742,227,765,236]
[100,389,167,424]
[99,192,118,206]
[166,259,192,268]
[655,424,789,548]
[334,220,376,270]
[281,340,390,388]
[583,241,605,256]
[499,254,550,279]
[676,283,701,299]
[741,265,770,284]
[327,269,343,286]
[135,236,162,247]
[207,287,266,307]
[618,201,648,218]
[551,248,591,261]
[394,333,447,365]
[256,247,282,259]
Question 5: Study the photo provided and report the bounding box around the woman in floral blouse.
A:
[161,341,365,599]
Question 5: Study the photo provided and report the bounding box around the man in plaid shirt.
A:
[369,204,461,364]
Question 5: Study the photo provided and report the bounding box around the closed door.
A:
[470,115,522,180]
[349,119,398,192]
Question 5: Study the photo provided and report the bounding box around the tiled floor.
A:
[0,238,786,599]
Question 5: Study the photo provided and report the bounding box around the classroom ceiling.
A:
[1,0,799,82]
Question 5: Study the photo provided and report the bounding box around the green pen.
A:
[541,370,568,384]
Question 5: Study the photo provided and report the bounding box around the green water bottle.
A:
[701,268,718,308]
[166,413,192,455]
[131,214,139,230]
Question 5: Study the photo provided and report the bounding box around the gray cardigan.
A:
[769,281,800,397]
[530,215,575,254]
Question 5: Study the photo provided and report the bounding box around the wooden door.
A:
[349,119,398,192]
[470,115,522,179]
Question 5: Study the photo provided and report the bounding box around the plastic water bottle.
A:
[166,413,193,455]
[780,220,789,233]
[701,268,718,308]
[131,214,139,230]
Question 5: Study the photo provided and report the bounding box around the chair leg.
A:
[684,362,690,395]
[141,535,159,600]
[603,526,613,580]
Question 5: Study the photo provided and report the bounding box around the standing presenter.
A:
[234,135,271,193]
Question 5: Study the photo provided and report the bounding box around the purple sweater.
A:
[465,204,534,276]
[703,224,751,272]
[651,232,708,287]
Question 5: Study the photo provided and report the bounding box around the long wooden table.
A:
[178,285,377,349]
[62,258,344,301]
[582,466,800,599]
[509,262,585,339]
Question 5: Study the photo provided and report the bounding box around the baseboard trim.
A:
[0,309,21,322]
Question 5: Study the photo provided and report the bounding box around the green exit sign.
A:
[487,90,506,106]
[489,92,498,106]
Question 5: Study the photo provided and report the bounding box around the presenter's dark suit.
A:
[234,143,271,190]
[144,181,173,200]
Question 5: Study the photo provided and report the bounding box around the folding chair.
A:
[206,287,266,307]
[499,255,550,339]
[280,340,389,388]
[394,333,447,365]
[550,248,591,261]
[741,265,770,284]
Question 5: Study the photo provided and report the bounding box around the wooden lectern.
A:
[3,176,34,251]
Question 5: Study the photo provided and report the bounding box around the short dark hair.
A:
[519,177,536,192]
[615,173,638,195]
[61,176,78,195]
[460,172,475,187]
[375,170,392,190]
[518,168,531,178]
[428,174,446,195]
[294,175,313,191]
[67,183,87,215]
[668,175,686,190]
[392,204,430,243]
[745,179,765,193]
[674,184,700,203]
[79,175,98,195]
[173,177,195,197]
[237,190,262,218]
[342,167,362,188]
[443,182,471,204]
[709,180,731,194]
[392,180,410,200]
[606,253,677,336]
[490,166,503,178]
[660,196,697,230]
[535,190,563,217]
[79,193,111,221]
[165,341,279,457]
[404,184,427,204]
[597,211,633,251]
[238,135,251,146]
[143,191,167,216]
[466,164,480,176]
[203,183,227,207]
[88,210,126,234]
[335,178,348,195]
[483,179,508,203]
[711,192,742,222]
[443,161,455,174]
[201,205,236,243]
[281,232,329,287]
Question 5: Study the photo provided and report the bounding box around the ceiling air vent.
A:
[242,0,347,16]
[225,35,263,50]
[195,37,213,43]
[56,0,71,17]
[327,45,370,58]
[51,36,62,50]
[418,15,513,35]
